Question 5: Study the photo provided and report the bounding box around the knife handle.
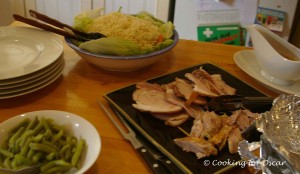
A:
[136,146,169,174]
[157,158,184,174]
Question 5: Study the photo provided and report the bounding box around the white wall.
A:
[174,0,197,40]
[174,0,299,42]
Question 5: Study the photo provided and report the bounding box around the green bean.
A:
[58,144,70,157]
[31,121,43,135]
[20,138,31,156]
[42,140,59,152]
[41,117,51,131]
[52,129,64,143]
[41,166,71,174]
[40,159,71,171]
[29,143,57,154]
[50,124,66,133]
[9,118,30,134]
[26,117,38,130]
[19,130,33,146]
[3,157,11,169]
[0,148,14,158]
[64,147,72,161]
[1,116,86,173]
[32,151,43,164]
[43,129,53,140]
[8,126,25,150]
[71,139,85,167]
[26,149,35,159]
[32,134,44,142]
[46,152,56,161]
[13,154,32,167]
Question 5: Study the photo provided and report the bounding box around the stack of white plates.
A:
[0,26,64,99]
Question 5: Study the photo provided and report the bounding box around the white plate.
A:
[0,110,101,174]
[0,57,64,89]
[0,59,63,95]
[0,60,64,99]
[0,55,63,86]
[0,26,63,80]
[234,50,300,95]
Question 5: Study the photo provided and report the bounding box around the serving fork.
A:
[208,95,274,112]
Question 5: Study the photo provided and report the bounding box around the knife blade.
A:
[97,100,171,174]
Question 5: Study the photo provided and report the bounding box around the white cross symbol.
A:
[203,28,213,38]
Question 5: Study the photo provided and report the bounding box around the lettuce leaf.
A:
[73,8,103,32]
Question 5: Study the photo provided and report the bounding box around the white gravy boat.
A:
[246,24,300,86]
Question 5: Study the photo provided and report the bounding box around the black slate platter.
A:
[103,63,271,174]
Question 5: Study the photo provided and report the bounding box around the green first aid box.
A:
[197,24,241,45]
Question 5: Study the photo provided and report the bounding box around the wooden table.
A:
[0,21,279,174]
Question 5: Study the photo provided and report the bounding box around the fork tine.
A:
[97,100,128,137]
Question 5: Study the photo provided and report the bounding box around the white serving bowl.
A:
[246,24,300,86]
[0,110,101,174]
[65,30,179,72]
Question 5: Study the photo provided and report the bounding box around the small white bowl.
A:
[0,110,101,174]
[65,30,179,72]
[246,24,300,86]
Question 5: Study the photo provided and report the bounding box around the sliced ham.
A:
[132,88,182,114]
[174,78,207,105]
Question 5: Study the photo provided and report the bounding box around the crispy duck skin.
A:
[174,137,218,159]
[185,73,218,97]
[209,125,234,151]
[192,67,237,95]
[210,74,236,95]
